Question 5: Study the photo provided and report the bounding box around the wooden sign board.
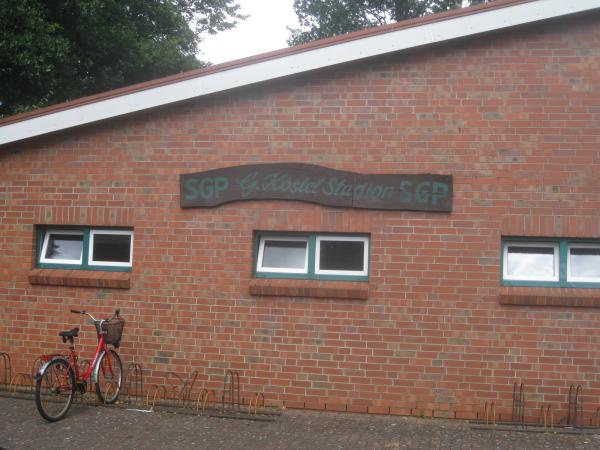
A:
[180,163,452,212]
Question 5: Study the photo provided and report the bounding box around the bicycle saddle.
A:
[58,327,79,338]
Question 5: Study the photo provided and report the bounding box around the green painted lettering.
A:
[431,182,449,205]
[183,178,199,201]
[239,172,259,197]
[199,178,214,200]
[197,177,229,200]
[323,178,337,196]
[382,186,394,200]
[354,183,366,200]
[398,181,412,203]
[415,182,431,204]
[214,177,229,198]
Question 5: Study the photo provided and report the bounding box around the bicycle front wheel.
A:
[95,349,123,404]
[35,358,75,422]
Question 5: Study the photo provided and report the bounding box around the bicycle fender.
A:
[37,356,69,379]
[92,350,107,384]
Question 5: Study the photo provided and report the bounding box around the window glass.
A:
[568,245,600,281]
[43,233,83,262]
[92,234,132,263]
[258,238,308,272]
[316,236,368,276]
[319,240,365,272]
[505,244,557,281]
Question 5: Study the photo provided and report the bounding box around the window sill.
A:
[29,268,131,289]
[249,278,369,300]
[499,286,600,307]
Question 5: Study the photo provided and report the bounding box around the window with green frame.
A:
[254,232,370,281]
[37,227,134,272]
[501,237,600,288]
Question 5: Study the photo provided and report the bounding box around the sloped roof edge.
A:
[1,0,599,146]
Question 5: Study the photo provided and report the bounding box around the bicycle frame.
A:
[37,331,115,387]
[72,334,112,384]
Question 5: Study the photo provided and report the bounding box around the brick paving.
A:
[1,397,599,450]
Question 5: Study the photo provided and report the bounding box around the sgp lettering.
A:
[396,181,449,205]
[183,176,229,201]
[416,182,449,205]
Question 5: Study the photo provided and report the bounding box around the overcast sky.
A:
[199,0,299,65]
[199,0,473,65]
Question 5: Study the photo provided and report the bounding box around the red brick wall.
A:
[2,13,600,420]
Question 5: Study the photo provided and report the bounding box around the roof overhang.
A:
[2,0,600,146]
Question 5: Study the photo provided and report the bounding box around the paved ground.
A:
[1,396,599,449]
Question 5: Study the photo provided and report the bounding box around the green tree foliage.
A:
[0,0,245,117]
[288,0,487,46]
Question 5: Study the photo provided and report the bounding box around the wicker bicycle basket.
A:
[95,318,125,347]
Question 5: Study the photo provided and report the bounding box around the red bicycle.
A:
[35,309,125,422]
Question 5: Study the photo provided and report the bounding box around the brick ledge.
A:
[29,268,131,289]
[249,278,369,300]
[500,286,600,307]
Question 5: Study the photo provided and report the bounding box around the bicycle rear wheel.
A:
[95,349,123,404]
[35,358,75,422]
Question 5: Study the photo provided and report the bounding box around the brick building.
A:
[2,0,600,419]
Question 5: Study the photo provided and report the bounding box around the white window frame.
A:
[39,230,84,265]
[502,241,559,282]
[315,235,369,277]
[256,236,308,274]
[567,243,600,283]
[88,229,134,267]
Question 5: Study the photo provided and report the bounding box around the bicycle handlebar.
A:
[70,309,120,322]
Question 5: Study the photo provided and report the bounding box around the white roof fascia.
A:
[2,0,599,146]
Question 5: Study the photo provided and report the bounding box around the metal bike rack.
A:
[248,392,265,415]
[221,370,240,413]
[102,381,119,404]
[472,381,599,434]
[166,369,198,407]
[8,355,41,396]
[146,384,169,409]
[484,401,496,426]
[512,382,525,424]
[540,405,554,431]
[567,384,583,428]
[0,352,11,390]
[124,363,144,405]
[209,370,279,421]
[195,388,216,413]
[9,373,33,395]
[144,369,200,409]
